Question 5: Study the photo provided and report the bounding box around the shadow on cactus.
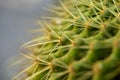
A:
[13,0,120,80]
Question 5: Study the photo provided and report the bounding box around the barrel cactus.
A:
[14,0,120,80]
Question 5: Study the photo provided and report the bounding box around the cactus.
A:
[14,0,120,80]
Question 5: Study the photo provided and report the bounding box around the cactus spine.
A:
[14,0,120,80]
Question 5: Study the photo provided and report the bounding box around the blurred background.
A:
[0,0,57,80]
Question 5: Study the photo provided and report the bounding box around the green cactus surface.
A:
[14,0,120,80]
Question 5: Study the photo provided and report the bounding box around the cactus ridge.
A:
[14,0,120,80]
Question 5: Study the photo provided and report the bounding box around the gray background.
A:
[0,0,57,80]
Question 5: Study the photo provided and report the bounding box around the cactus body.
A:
[15,0,120,80]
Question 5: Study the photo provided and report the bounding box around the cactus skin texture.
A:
[14,0,120,80]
